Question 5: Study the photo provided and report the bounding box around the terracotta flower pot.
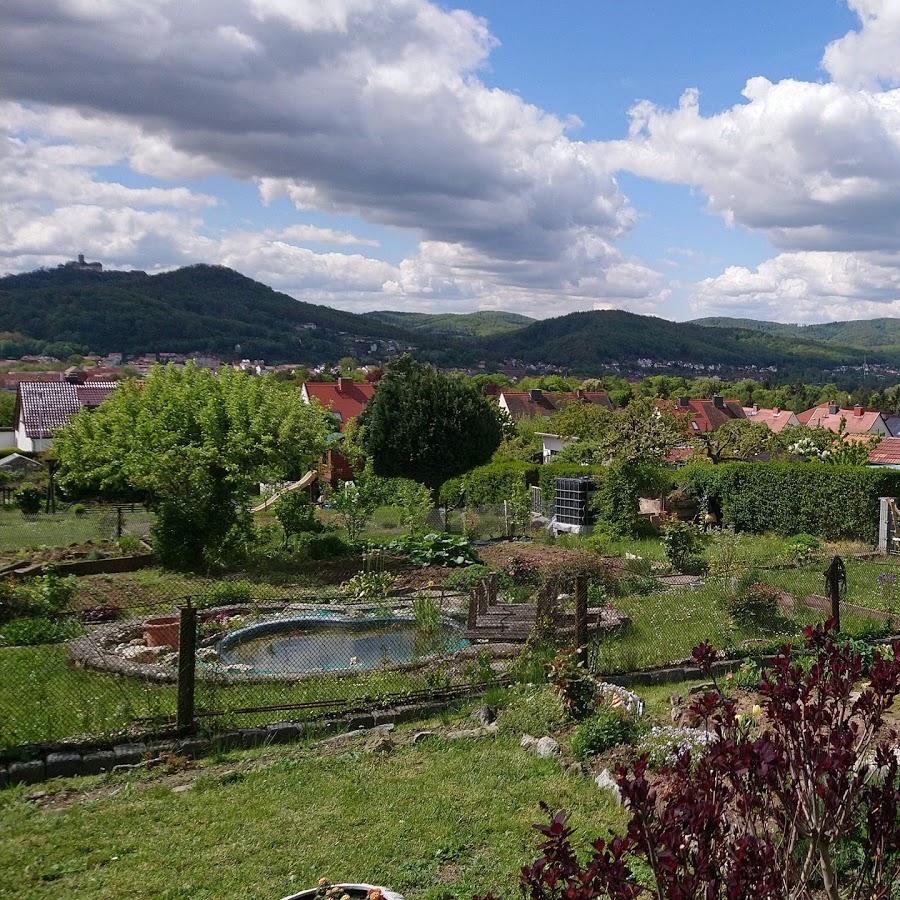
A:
[282,885,403,900]
[143,615,180,649]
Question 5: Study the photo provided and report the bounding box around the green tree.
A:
[692,419,781,464]
[556,398,684,466]
[53,365,331,569]
[359,356,502,496]
[0,392,15,428]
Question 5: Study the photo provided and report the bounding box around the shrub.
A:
[386,533,478,567]
[293,531,352,560]
[439,460,539,507]
[570,707,641,759]
[480,626,900,899]
[341,571,395,604]
[71,503,88,517]
[273,491,319,541]
[15,486,42,515]
[661,519,704,573]
[19,573,78,616]
[393,479,433,536]
[547,646,594,720]
[445,564,493,592]
[0,616,81,646]
[677,460,900,541]
[727,581,786,629]
[117,534,142,554]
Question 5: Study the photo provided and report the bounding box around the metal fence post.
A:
[825,556,845,633]
[116,506,124,538]
[176,601,197,732]
[574,574,589,666]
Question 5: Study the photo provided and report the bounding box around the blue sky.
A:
[2,0,900,323]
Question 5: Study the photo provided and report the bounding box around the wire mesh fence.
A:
[2,553,900,756]
[0,503,153,556]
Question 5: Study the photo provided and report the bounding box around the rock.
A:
[411,730,436,744]
[197,648,218,662]
[318,724,395,748]
[566,762,586,777]
[595,769,622,804]
[470,705,497,726]
[521,735,561,759]
[595,682,644,716]
[534,736,560,758]
[171,784,192,793]
[120,645,167,664]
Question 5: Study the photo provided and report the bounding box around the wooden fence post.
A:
[825,555,845,633]
[574,574,589,666]
[487,572,498,606]
[176,601,197,732]
[467,589,478,630]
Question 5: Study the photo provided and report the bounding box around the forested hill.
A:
[693,316,900,353]
[483,309,887,375]
[364,309,534,337]
[1,264,896,375]
[0,265,424,362]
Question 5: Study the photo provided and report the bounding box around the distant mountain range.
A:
[0,264,896,379]
[691,317,900,354]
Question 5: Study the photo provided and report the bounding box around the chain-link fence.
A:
[2,554,899,756]
[0,504,153,557]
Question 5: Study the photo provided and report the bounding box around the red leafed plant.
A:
[479,623,900,899]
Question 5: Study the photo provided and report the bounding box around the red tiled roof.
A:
[665,446,695,463]
[799,404,885,435]
[15,381,118,438]
[302,380,375,429]
[742,407,799,433]
[661,397,745,433]
[499,390,613,419]
[868,437,900,465]
[0,372,65,389]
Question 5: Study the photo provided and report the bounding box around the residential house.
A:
[797,402,889,436]
[300,377,375,484]
[669,395,746,434]
[742,405,800,433]
[14,381,117,452]
[497,388,613,421]
[867,437,900,469]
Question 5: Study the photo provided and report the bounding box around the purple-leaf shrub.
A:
[480,623,900,899]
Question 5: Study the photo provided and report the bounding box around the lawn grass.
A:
[0,506,154,555]
[0,641,465,748]
[0,734,623,899]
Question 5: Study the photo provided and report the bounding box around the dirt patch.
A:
[477,541,608,579]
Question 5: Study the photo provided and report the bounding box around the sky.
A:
[2,0,900,324]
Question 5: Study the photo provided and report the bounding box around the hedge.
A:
[676,461,900,541]
[439,460,539,506]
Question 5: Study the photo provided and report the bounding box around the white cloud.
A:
[0,0,661,315]
[823,0,900,89]
[691,251,900,322]
[279,225,379,247]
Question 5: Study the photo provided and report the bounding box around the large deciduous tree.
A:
[54,365,330,569]
[359,356,502,497]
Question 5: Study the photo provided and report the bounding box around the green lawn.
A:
[0,733,623,899]
[0,643,464,749]
[0,506,154,555]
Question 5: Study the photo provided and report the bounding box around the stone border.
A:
[68,598,489,684]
